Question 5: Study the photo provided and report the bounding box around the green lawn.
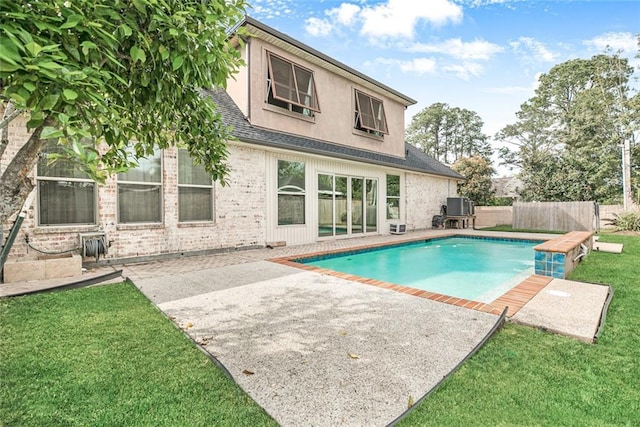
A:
[398,234,640,426]
[0,282,277,427]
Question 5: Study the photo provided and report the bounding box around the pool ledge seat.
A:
[533,231,593,279]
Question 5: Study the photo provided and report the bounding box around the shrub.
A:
[605,211,640,231]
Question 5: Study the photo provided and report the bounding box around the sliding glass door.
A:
[318,174,377,238]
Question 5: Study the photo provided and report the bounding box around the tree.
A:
[497,53,639,203]
[451,156,495,205]
[0,0,247,226]
[406,103,492,165]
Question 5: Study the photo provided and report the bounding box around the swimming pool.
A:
[298,237,541,303]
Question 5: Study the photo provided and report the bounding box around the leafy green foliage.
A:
[0,0,247,183]
[497,53,639,203]
[406,102,492,164]
[452,155,496,205]
[605,211,640,231]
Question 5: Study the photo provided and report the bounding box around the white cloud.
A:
[305,0,463,41]
[326,3,361,27]
[399,57,438,74]
[510,37,558,62]
[584,32,637,55]
[305,17,333,37]
[360,0,463,39]
[408,38,504,60]
[442,62,484,80]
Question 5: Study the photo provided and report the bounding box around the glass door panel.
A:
[365,179,378,233]
[335,176,348,236]
[318,174,334,237]
[351,177,363,234]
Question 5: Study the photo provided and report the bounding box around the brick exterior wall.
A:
[405,173,455,230]
[1,116,267,262]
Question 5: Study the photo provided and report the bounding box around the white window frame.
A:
[277,159,306,226]
[177,149,214,223]
[386,174,400,220]
[117,149,163,224]
[36,144,97,226]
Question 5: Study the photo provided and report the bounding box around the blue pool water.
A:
[300,237,540,303]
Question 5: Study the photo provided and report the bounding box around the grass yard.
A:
[0,282,277,427]
[398,233,640,426]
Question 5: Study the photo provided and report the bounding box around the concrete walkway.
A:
[135,260,501,426]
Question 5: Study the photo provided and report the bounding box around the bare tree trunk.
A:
[0,102,23,159]
[622,137,636,210]
[0,118,51,225]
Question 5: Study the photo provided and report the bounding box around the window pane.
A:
[278,160,305,192]
[118,150,162,183]
[356,91,376,129]
[118,184,162,223]
[270,55,296,103]
[372,98,388,133]
[366,179,377,232]
[178,150,211,186]
[294,66,318,110]
[38,143,90,179]
[386,175,400,197]
[386,198,400,220]
[38,180,95,225]
[278,194,305,225]
[267,52,319,112]
[179,187,213,222]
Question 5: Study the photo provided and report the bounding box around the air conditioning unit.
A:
[467,200,475,215]
[79,232,107,260]
[447,197,470,216]
[390,222,406,235]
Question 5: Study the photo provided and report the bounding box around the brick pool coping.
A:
[270,234,556,318]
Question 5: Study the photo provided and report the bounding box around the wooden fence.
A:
[513,201,597,231]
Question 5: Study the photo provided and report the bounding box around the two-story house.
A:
[1,16,462,269]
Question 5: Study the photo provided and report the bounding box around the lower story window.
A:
[178,149,213,222]
[386,174,400,219]
[277,160,306,225]
[38,180,96,225]
[37,142,96,226]
[118,184,162,223]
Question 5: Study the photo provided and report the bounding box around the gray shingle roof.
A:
[205,88,463,180]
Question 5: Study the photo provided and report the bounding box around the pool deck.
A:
[0,228,561,316]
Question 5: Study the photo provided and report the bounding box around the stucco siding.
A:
[236,37,407,159]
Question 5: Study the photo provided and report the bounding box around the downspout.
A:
[245,36,251,122]
[0,188,36,280]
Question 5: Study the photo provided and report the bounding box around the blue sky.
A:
[247,0,639,175]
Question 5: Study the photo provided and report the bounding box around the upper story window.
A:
[117,149,162,224]
[266,51,320,117]
[354,89,388,136]
[178,149,213,222]
[37,142,96,226]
